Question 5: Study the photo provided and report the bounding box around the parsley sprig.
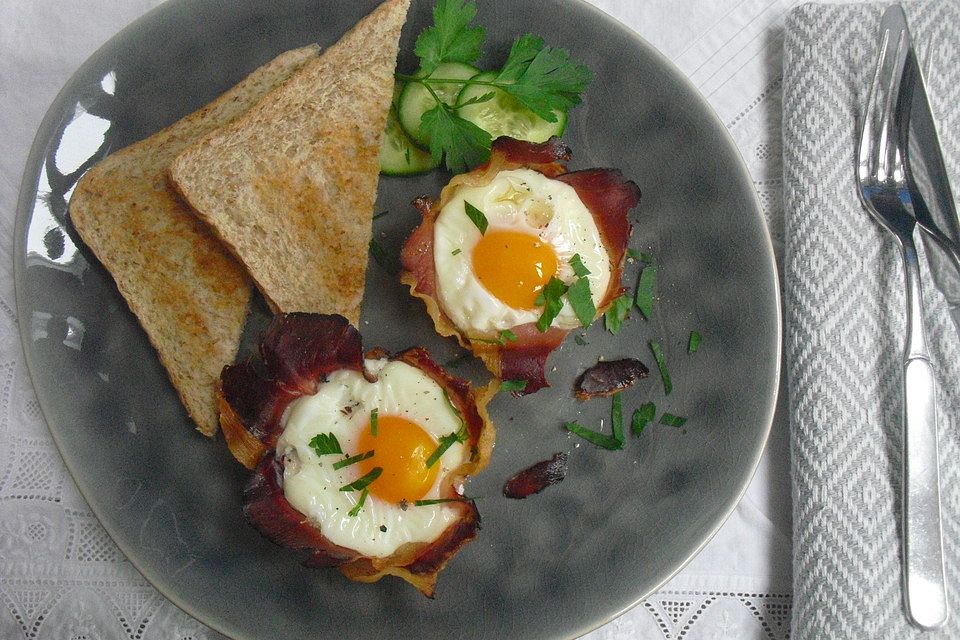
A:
[400,0,592,172]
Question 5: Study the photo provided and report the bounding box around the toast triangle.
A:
[169,0,412,326]
[70,44,321,436]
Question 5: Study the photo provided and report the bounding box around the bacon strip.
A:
[400,137,641,395]
[218,313,363,468]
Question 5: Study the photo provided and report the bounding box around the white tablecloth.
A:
[0,1,797,638]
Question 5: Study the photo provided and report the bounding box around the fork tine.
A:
[859,29,890,180]
[878,29,907,183]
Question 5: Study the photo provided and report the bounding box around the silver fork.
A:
[857,6,947,629]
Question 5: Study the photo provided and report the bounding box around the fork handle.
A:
[900,238,948,629]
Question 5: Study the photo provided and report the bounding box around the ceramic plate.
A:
[14,0,781,638]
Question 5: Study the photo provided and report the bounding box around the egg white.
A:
[433,168,611,336]
[275,358,468,558]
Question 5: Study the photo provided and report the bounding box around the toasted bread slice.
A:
[70,44,320,436]
[168,0,411,326]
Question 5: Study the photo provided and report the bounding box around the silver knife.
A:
[896,5,960,336]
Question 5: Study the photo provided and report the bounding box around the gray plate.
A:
[13,1,781,638]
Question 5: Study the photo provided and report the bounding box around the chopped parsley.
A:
[348,489,369,517]
[566,276,595,328]
[565,254,596,327]
[368,238,398,274]
[470,329,519,346]
[500,379,528,393]
[333,449,375,471]
[635,263,656,319]
[339,467,382,492]
[413,497,471,506]
[649,340,672,395]
[564,421,623,450]
[463,200,489,234]
[308,433,342,457]
[611,392,624,443]
[426,430,465,468]
[659,413,688,428]
[427,390,468,468]
[535,276,568,332]
[603,293,632,335]
[569,253,591,277]
[631,402,656,435]
[564,393,626,450]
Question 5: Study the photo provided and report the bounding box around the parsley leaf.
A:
[308,433,342,457]
[500,379,528,393]
[339,467,382,492]
[564,394,626,450]
[499,329,518,343]
[635,263,656,319]
[413,0,485,74]
[369,238,399,275]
[565,421,623,450]
[426,431,463,468]
[426,390,469,468]
[611,392,624,443]
[631,402,656,435]
[535,276,568,332]
[659,413,688,428]
[566,276,595,327]
[688,330,702,353]
[604,293,632,334]
[414,497,472,506]
[333,450,375,471]
[649,340,672,395]
[497,43,593,122]
[463,200,489,234]
[569,253,591,277]
[348,488,368,517]
[420,104,491,173]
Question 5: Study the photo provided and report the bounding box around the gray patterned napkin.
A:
[783,1,960,638]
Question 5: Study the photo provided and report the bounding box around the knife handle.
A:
[902,355,948,629]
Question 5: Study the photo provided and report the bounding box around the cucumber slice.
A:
[456,71,567,143]
[398,62,481,147]
[380,82,439,175]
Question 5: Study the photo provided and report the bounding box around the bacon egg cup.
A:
[217,313,496,597]
[400,137,640,395]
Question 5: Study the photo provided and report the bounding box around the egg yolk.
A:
[356,415,440,503]
[471,230,558,310]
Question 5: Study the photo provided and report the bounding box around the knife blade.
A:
[896,5,960,335]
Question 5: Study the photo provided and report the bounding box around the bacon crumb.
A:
[574,358,649,401]
[503,452,569,499]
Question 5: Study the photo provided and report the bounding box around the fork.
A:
[856,6,948,630]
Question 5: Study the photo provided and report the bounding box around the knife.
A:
[895,5,960,336]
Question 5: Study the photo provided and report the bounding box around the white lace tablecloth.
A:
[0,1,799,638]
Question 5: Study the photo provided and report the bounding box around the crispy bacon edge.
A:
[399,136,641,395]
[217,312,498,597]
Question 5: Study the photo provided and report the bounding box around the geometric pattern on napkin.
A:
[783,1,960,638]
